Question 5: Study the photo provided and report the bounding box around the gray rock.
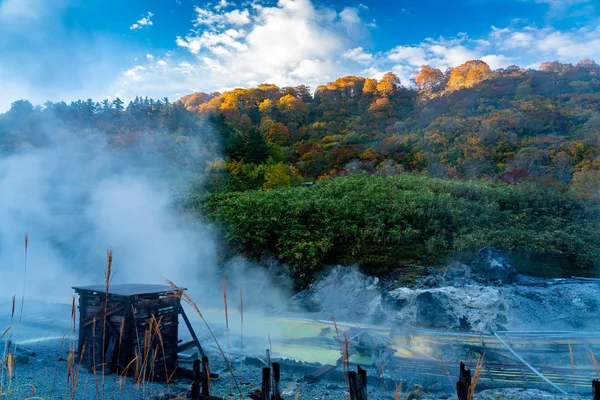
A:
[471,247,517,284]
[423,276,438,287]
[415,291,456,329]
[382,291,408,310]
[406,384,426,400]
[288,265,380,320]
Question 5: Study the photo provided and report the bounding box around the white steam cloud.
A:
[0,129,218,303]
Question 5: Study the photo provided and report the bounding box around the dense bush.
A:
[191,174,600,285]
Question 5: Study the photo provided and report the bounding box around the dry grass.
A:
[468,354,484,400]
[343,333,350,396]
[568,343,578,400]
[1,241,196,400]
[222,280,232,394]
[377,361,385,391]
[101,248,113,399]
[432,345,456,397]
[161,275,244,399]
[239,286,244,385]
[0,236,28,398]
[394,381,402,400]
[330,314,349,397]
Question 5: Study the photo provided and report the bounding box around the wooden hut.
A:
[72,284,204,381]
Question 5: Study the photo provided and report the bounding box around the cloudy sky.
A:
[0,0,598,111]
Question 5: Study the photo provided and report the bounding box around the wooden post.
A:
[179,305,207,358]
[456,362,471,400]
[348,371,358,400]
[191,359,200,400]
[261,367,271,400]
[266,349,271,368]
[202,356,211,397]
[593,379,600,400]
[357,365,367,400]
[272,362,282,400]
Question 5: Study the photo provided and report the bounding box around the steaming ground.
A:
[0,298,581,399]
[2,260,597,399]
[0,143,218,301]
[0,122,591,398]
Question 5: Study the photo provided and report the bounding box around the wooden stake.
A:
[272,362,282,400]
[261,367,271,400]
[348,371,358,400]
[357,365,367,400]
[266,349,271,368]
[457,362,471,400]
[202,356,211,397]
[191,359,200,400]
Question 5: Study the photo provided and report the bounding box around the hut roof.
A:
[72,283,185,298]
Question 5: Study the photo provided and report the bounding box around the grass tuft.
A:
[161,275,244,399]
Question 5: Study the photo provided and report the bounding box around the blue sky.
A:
[0,0,598,111]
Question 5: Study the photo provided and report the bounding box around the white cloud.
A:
[113,0,370,101]
[430,44,480,67]
[361,67,386,80]
[508,32,535,48]
[387,46,427,65]
[342,47,374,65]
[195,6,250,27]
[491,23,600,62]
[176,29,247,54]
[481,54,512,69]
[214,0,232,11]
[339,7,361,24]
[130,12,153,30]
[106,0,600,105]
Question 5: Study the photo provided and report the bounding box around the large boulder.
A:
[471,247,517,284]
[288,265,380,320]
[414,291,455,329]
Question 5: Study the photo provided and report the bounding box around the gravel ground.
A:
[0,260,594,400]
[0,324,584,400]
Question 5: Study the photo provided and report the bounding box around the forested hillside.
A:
[2,58,600,284]
[181,59,600,196]
[0,96,219,181]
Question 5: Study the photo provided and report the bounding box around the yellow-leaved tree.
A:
[446,60,492,91]
[263,163,303,190]
[412,65,445,92]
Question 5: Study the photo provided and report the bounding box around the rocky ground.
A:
[0,337,580,400]
[290,248,600,334]
[1,248,598,398]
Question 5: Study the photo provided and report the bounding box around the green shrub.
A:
[191,174,600,286]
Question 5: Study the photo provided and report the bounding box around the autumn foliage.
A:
[3,58,600,283]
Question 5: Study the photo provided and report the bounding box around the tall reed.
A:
[162,276,243,399]
[239,286,244,385]
[102,248,113,399]
[469,354,484,400]
[222,280,232,393]
[568,343,578,399]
